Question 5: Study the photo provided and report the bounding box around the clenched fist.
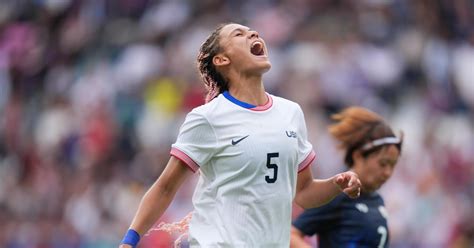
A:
[334,171,361,198]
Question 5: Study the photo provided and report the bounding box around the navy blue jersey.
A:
[293,192,389,248]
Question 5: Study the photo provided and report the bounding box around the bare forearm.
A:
[295,177,340,209]
[126,157,192,236]
[295,170,361,209]
[129,181,176,235]
[290,227,311,248]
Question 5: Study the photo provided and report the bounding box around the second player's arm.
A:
[290,226,312,248]
[120,156,194,248]
[294,167,361,209]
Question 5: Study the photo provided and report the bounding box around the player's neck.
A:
[228,80,267,106]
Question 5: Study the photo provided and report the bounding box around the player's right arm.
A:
[119,156,193,248]
[290,226,312,248]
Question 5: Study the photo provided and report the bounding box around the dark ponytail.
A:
[197,23,230,103]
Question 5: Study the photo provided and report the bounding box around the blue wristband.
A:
[121,229,140,247]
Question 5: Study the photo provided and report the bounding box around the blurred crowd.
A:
[0,0,473,247]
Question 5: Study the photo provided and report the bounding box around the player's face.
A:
[356,145,400,192]
[216,23,271,75]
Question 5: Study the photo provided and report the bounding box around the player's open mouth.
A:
[250,41,265,56]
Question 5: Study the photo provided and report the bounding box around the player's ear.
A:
[213,54,230,67]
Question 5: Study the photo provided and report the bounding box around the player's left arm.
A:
[294,167,361,209]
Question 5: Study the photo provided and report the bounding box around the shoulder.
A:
[271,94,301,108]
[270,94,303,113]
[187,94,225,119]
[351,192,385,207]
[333,193,364,209]
[317,194,347,210]
[371,192,385,205]
[331,193,348,206]
[298,194,345,217]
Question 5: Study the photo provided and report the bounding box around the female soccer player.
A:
[119,23,361,248]
[290,107,403,248]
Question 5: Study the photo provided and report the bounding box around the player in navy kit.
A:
[291,107,403,248]
[119,23,362,248]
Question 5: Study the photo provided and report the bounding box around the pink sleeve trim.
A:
[298,150,316,173]
[170,148,199,173]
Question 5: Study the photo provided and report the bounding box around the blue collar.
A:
[222,91,256,109]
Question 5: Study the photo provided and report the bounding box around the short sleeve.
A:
[171,110,218,172]
[295,106,316,172]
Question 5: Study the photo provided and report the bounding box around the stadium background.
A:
[0,0,472,247]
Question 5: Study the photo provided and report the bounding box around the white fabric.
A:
[171,93,315,247]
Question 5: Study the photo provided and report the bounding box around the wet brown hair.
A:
[329,107,403,167]
[197,23,231,103]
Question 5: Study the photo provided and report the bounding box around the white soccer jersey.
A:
[171,92,316,248]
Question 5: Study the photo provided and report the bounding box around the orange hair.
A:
[329,107,402,167]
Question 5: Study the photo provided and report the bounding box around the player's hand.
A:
[334,171,361,199]
[119,245,132,248]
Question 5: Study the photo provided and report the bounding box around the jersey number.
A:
[377,226,387,248]
[265,153,279,183]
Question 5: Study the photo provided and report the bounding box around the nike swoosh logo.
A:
[231,135,249,145]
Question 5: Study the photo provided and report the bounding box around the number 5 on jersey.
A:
[265,153,279,183]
